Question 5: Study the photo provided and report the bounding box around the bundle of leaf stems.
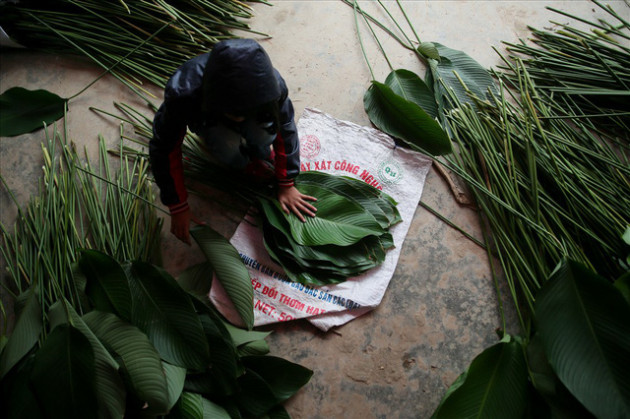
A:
[499,1,630,136]
[346,0,628,333]
[0,0,269,94]
[438,5,629,331]
[92,102,259,221]
[0,118,163,319]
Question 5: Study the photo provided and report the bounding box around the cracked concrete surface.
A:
[2,1,626,418]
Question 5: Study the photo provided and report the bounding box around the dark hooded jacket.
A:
[149,39,300,214]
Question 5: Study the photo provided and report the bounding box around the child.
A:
[150,39,317,245]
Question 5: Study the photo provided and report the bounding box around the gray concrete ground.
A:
[1,1,627,418]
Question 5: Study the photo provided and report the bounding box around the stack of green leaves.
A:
[95,104,404,287]
[259,171,401,286]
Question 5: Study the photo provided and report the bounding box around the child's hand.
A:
[170,208,205,245]
[277,185,317,222]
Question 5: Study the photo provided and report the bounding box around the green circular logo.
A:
[378,160,403,185]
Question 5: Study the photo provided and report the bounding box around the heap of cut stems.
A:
[0,122,163,314]
[0,0,268,93]
[441,3,629,330]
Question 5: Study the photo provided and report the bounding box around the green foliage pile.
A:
[440,2,630,325]
[96,103,403,287]
[0,122,163,312]
[0,249,312,418]
[260,171,401,286]
[348,0,630,417]
[0,0,269,93]
[0,119,312,417]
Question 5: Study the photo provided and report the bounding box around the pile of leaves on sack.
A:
[95,104,404,287]
[259,171,401,286]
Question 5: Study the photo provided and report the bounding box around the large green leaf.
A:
[262,204,387,270]
[309,173,401,226]
[201,397,231,419]
[163,361,187,411]
[297,171,399,229]
[526,333,594,418]
[189,298,243,387]
[262,184,384,247]
[262,223,345,286]
[83,310,169,414]
[125,261,210,370]
[241,356,313,403]
[49,301,126,419]
[30,324,97,419]
[235,367,281,417]
[237,339,270,357]
[221,321,271,347]
[417,42,441,61]
[81,249,132,321]
[0,288,42,379]
[168,392,204,419]
[427,43,498,111]
[364,80,452,155]
[385,69,439,118]
[0,87,67,137]
[0,355,44,418]
[432,337,528,418]
[190,225,254,330]
[197,312,240,395]
[535,259,630,418]
[266,221,385,272]
[177,261,214,297]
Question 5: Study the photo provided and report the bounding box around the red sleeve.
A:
[273,132,295,187]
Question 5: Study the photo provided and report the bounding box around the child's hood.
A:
[201,39,281,114]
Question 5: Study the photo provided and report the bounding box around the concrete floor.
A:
[1,1,627,418]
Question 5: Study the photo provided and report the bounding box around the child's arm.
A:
[150,101,189,211]
[273,84,317,221]
[150,100,193,243]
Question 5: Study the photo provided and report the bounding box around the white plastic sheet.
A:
[210,108,432,331]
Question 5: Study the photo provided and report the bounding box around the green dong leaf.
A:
[426,43,498,111]
[0,87,67,137]
[30,324,97,419]
[432,337,529,418]
[177,261,214,297]
[264,183,385,247]
[168,391,204,418]
[526,333,594,418]
[385,69,439,119]
[535,259,630,419]
[163,361,187,411]
[48,300,126,419]
[83,310,169,414]
[191,225,254,330]
[201,397,231,418]
[364,80,452,156]
[0,355,44,418]
[418,42,441,61]
[126,261,210,370]
[0,288,42,379]
[81,249,132,321]
[241,355,313,403]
